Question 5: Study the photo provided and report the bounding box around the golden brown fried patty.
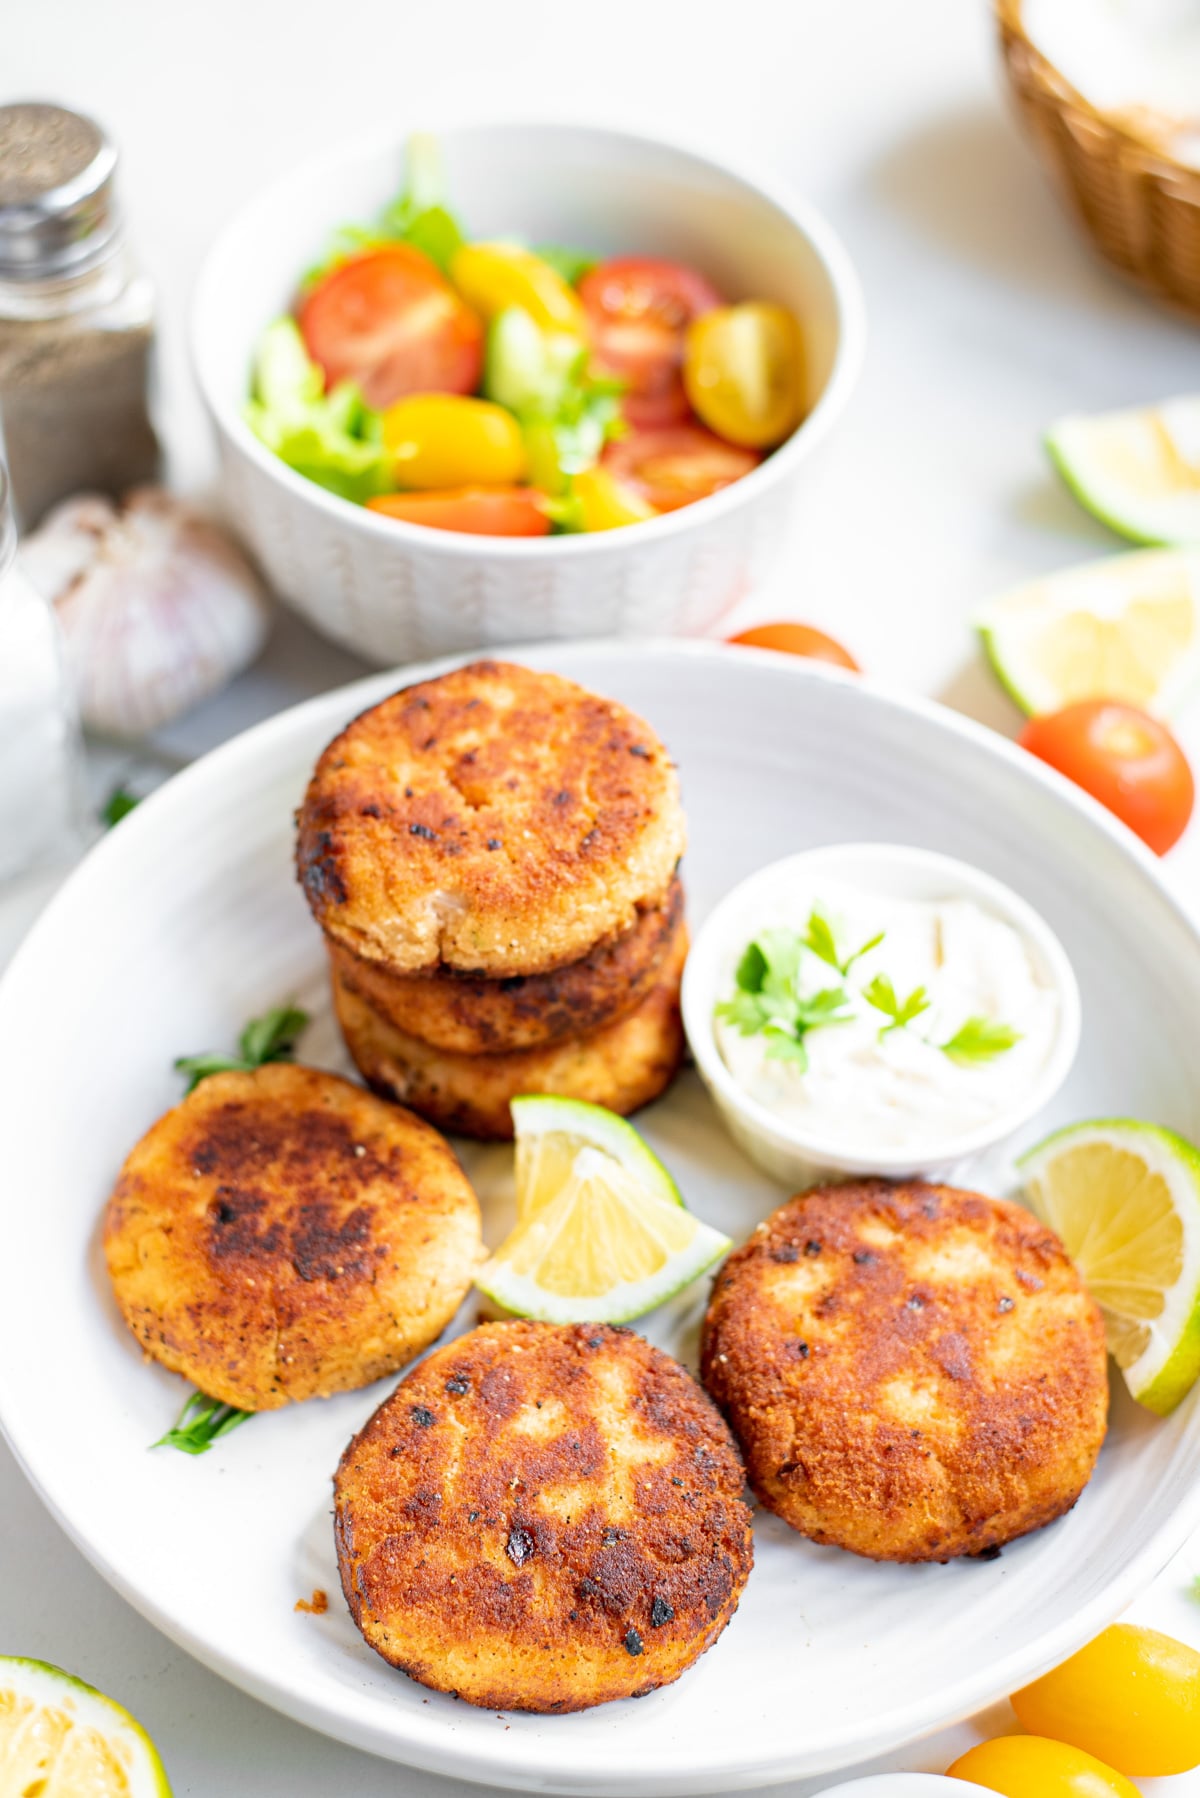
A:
[327,877,684,1056]
[296,659,686,977]
[332,918,687,1138]
[104,1064,482,1412]
[701,1180,1109,1563]
[334,1320,753,1711]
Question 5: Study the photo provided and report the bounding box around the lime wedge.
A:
[0,1656,172,1796]
[1019,1119,1200,1415]
[479,1099,728,1324]
[1047,398,1200,546]
[977,549,1200,716]
[511,1093,682,1222]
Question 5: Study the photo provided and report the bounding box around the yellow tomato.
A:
[684,301,805,449]
[572,467,657,531]
[450,243,587,336]
[947,1735,1139,1796]
[1011,1623,1200,1776]
[381,395,526,490]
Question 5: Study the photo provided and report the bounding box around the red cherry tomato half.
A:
[1020,699,1194,855]
[729,621,860,671]
[298,246,484,410]
[367,487,550,537]
[580,257,723,428]
[602,424,760,513]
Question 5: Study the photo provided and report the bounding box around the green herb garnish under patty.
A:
[153,1390,252,1456]
[154,1003,311,1454]
[174,1004,310,1094]
[717,907,1022,1068]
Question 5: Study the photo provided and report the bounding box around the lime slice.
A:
[511,1093,682,1222]
[1019,1119,1200,1415]
[977,549,1200,716]
[0,1656,172,1796]
[1047,398,1200,546]
[479,1099,729,1324]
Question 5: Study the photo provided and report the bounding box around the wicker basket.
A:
[997,0,1200,318]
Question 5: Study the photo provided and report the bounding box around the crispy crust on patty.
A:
[104,1064,482,1412]
[327,877,684,1056]
[296,660,686,978]
[332,917,688,1139]
[700,1180,1109,1563]
[333,1320,753,1711]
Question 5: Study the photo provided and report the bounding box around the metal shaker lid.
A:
[0,103,121,281]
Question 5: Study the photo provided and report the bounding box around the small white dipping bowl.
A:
[682,843,1081,1189]
[191,121,864,664]
[811,1779,993,1796]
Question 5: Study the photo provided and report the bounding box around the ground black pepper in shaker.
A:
[0,102,160,527]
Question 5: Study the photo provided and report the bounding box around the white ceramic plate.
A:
[1,642,1199,1797]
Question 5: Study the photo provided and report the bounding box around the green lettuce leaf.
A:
[302,132,466,287]
[245,317,393,504]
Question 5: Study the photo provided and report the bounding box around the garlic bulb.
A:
[20,487,270,738]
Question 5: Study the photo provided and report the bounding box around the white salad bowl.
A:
[191,121,864,664]
[682,843,1082,1189]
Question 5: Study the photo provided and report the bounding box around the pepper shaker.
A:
[0,102,160,527]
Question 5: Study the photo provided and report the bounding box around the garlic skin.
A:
[20,488,271,738]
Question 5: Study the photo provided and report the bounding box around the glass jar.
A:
[0,102,160,528]
[0,459,87,882]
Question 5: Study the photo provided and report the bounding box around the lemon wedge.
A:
[1047,398,1200,545]
[977,549,1200,716]
[477,1097,729,1324]
[1020,1120,1200,1415]
[0,1657,172,1796]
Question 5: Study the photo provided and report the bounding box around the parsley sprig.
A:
[716,927,855,1070]
[940,1016,1023,1065]
[174,1005,309,1095]
[154,1391,252,1456]
[717,906,1022,1069]
[101,785,140,828]
[802,909,884,978]
[861,973,932,1037]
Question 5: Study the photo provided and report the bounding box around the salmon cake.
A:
[327,876,684,1056]
[332,919,687,1138]
[334,1320,753,1711]
[701,1180,1109,1563]
[104,1064,482,1412]
[296,659,686,977]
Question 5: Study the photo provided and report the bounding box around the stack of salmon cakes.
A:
[297,660,688,1138]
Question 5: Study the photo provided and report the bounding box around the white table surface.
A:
[7,0,1200,1791]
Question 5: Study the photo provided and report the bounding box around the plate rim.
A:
[2,636,1200,1795]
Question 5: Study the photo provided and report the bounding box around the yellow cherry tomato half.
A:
[572,466,658,531]
[450,242,587,336]
[947,1735,1139,1796]
[381,395,526,490]
[684,301,805,448]
[1011,1623,1200,1776]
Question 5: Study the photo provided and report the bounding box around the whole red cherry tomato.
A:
[729,621,860,671]
[1020,699,1193,854]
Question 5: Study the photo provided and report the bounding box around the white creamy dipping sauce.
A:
[713,881,1062,1155]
